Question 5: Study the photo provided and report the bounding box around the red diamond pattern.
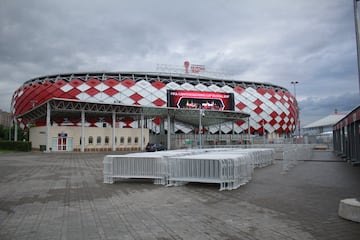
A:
[153,98,166,106]
[152,81,166,90]
[236,102,246,110]
[234,86,245,94]
[86,78,101,87]
[269,119,277,126]
[235,120,246,126]
[104,78,119,87]
[254,99,263,106]
[257,88,267,95]
[13,74,299,134]
[69,79,83,87]
[254,107,263,114]
[270,111,278,118]
[130,93,143,102]
[55,80,67,87]
[269,96,277,104]
[121,79,135,88]
[86,87,100,96]
[103,87,118,97]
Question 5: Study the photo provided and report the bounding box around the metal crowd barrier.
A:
[103,149,205,184]
[103,148,274,190]
[282,144,313,172]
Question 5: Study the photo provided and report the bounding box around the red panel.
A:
[130,93,143,102]
[269,96,277,104]
[55,79,68,87]
[69,79,83,87]
[153,117,161,125]
[234,86,245,94]
[86,78,101,87]
[104,78,119,87]
[235,119,246,126]
[66,88,82,98]
[85,87,100,96]
[103,87,118,97]
[270,111,278,118]
[236,102,246,110]
[121,79,135,88]
[153,98,166,107]
[254,107,263,114]
[256,88,267,95]
[254,99,263,106]
[280,112,287,119]
[152,81,166,90]
[269,119,277,126]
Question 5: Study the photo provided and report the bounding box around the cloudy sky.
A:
[0,0,359,126]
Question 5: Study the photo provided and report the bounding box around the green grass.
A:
[0,149,15,153]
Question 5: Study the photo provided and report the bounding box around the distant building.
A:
[302,111,347,148]
[302,112,347,135]
[0,109,11,127]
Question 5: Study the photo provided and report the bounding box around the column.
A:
[46,102,51,152]
[141,113,144,151]
[167,113,171,150]
[112,111,116,151]
[14,118,18,141]
[81,110,85,152]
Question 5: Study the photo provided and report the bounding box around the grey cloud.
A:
[0,0,358,122]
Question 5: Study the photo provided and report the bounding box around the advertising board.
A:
[167,90,234,111]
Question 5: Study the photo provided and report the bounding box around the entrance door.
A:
[52,137,73,151]
[58,137,67,151]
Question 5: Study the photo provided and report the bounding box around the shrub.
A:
[0,141,32,152]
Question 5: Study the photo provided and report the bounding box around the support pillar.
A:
[112,112,116,151]
[14,118,18,142]
[81,110,85,152]
[248,117,251,145]
[46,102,51,152]
[141,113,144,151]
[167,113,171,150]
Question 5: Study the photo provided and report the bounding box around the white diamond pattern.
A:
[61,84,74,92]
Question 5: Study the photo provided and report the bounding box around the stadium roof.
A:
[302,114,347,129]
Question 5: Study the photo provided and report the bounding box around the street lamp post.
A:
[354,0,360,93]
[291,81,300,141]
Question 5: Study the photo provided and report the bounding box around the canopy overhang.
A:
[16,98,250,127]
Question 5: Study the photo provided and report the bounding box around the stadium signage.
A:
[167,90,234,111]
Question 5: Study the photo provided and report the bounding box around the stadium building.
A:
[11,70,298,152]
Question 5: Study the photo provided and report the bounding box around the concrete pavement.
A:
[0,150,359,240]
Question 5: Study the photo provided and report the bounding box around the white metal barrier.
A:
[282,144,313,172]
[103,148,274,190]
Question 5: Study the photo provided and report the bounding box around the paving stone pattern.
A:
[0,150,359,240]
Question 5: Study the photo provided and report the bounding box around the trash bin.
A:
[40,145,46,152]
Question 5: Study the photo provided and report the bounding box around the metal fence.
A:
[104,148,274,190]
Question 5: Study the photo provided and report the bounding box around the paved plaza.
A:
[0,150,359,240]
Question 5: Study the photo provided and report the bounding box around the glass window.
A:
[88,136,93,144]
[97,136,101,144]
[127,137,131,144]
[105,136,109,144]
[134,137,139,144]
[115,136,117,144]
[120,137,124,144]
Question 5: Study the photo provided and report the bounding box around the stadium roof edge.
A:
[21,71,288,92]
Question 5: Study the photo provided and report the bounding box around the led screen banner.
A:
[167,90,234,111]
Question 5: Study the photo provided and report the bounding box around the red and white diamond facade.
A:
[11,72,298,134]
